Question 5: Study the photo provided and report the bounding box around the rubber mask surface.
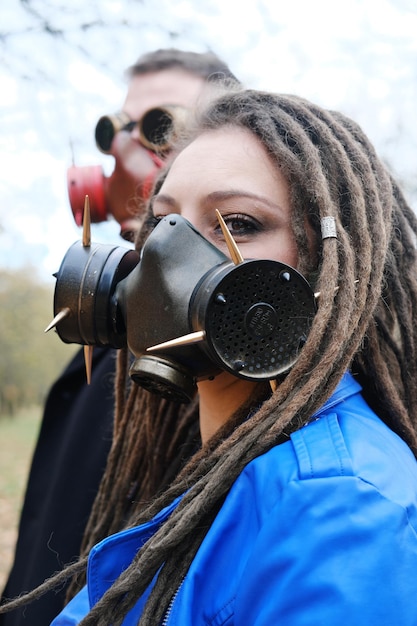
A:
[52,215,317,402]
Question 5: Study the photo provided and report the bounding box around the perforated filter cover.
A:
[199,259,317,380]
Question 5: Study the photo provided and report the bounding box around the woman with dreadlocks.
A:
[3,87,417,624]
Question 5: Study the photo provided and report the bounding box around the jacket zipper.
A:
[161,579,184,625]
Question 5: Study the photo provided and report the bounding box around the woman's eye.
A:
[144,214,162,232]
[219,214,259,237]
[142,214,162,239]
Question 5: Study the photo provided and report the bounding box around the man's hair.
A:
[125,47,239,84]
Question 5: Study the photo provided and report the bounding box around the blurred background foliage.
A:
[0,267,76,415]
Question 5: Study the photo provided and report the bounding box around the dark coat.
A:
[0,346,116,625]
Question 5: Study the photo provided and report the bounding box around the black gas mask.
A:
[50,214,317,403]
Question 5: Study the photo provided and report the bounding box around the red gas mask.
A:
[67,106,186,236]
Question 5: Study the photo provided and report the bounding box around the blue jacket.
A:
[52,373,417,625]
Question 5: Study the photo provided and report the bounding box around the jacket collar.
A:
[309,371,362,421]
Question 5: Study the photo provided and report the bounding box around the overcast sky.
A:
[1,0,416,284]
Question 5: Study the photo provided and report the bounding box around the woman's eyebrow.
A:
[152,193,179,211]
[203,190,285,214]
[153,190,285,214]
[205,190,267,204]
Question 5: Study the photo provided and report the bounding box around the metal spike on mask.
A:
[314,280,358,301]
[82,195,91,247]
[82,196,93,383]
[146,330,206,353]
[269,379,278,393]
[44,307,71,333]
[84,345,93,385]
[215,209,244,265]
[45,196,93,384]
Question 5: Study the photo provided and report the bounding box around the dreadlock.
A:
[2,88,417,624]
[74,89,417,624]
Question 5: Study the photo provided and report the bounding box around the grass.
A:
[0,406,42,590]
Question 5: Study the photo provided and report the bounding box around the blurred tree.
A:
[0,267,77,415]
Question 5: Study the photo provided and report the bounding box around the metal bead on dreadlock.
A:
[321,216,337,240]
